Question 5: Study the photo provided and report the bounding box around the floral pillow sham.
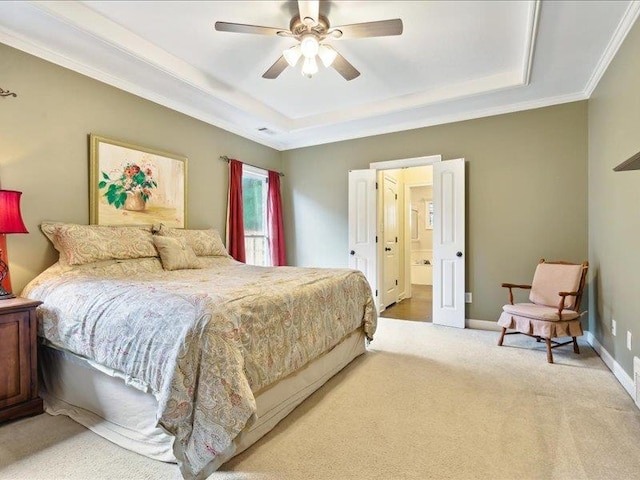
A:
[41,222,157,266]
[154,224,229,257]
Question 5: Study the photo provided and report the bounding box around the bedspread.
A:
[22,257,376,478]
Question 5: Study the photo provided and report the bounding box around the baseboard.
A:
[467,320,638,407]
[466,318,502,331]
[584,331,636,402]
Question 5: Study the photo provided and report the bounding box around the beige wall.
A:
[588,19,640,377]
[0,43,281,293]
[282,102,588,321]
[1,41,591,328]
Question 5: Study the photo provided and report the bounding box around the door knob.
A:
[385,247,392,251]
[350,250,355,255]
[456,251,463,257]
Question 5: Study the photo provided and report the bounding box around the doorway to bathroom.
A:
[348,155,466,328]
[380,169,433,322]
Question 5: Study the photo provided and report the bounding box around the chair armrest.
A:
[556,291,579,320]
[501,283,532,305]
[501,283,532,289]
[558,291,578,297]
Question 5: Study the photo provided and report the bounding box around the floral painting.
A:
[90,135,187,227]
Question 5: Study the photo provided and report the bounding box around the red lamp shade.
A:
[0,190,28,234]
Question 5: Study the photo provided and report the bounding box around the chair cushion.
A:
[497,311,583,338]
[529,263,583,308]
[502,303,580,321]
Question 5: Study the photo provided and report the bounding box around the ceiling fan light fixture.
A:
[317,44,337,67]
[300,35,319,58]
[301,56,318,78]
[283,45,302,67]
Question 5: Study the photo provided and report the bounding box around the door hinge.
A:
[395,236,398,243]
[375,235,378,243]
[395,279,398,286]
[375,289,378,296]
[375,182,378,190]
[395,193,398,200]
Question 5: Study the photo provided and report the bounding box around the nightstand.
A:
[0,297,43,423]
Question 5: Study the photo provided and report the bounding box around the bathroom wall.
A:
[409,185,433,255]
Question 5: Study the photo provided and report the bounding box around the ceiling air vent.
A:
[257,127,276,135]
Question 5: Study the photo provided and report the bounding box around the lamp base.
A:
[0,286,15,300]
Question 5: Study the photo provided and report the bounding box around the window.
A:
[242,165,269,266]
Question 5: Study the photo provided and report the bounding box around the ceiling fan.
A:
[214,0,403,81]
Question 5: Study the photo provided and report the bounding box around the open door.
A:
[381,173,399,308]
[432,158,465,328]
[348,169,378,307]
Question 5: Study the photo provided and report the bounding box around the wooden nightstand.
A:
[0,297,43,423]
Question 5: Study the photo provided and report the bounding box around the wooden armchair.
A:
[497,259,588,363]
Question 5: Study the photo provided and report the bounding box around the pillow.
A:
[154,224,229,257]
[41,222,157,266]
[153,236,201,271]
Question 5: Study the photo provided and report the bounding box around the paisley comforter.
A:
[22,256,376,479]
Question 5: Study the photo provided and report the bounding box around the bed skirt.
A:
[39,328,366,467]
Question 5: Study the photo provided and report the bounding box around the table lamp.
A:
[0,190,28,299]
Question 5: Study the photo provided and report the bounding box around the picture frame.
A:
[89,134,187,227]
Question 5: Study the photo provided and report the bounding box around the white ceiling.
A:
[1,1,638,151]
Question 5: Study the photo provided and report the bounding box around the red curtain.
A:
[227,159,246,262]
[267,170,287,266]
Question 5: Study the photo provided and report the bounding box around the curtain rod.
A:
[219,155,284,177]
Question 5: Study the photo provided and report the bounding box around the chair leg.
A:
[572,336,580,354]
[498,327,507,346]
[545,338,553,363]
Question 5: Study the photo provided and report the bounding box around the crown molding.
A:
[280,91,588,150]
[583,0,640,97]
[521,0,541,85]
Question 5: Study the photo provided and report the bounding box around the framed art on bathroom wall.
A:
[426,200,434,230]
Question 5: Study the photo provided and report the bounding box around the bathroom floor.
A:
[380,285,432,322]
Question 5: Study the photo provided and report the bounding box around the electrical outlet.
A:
[465,292,472,303]
[627,331,632,350]
[612,319,617,336]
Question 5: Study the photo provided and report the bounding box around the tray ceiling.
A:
[0,1,638,150]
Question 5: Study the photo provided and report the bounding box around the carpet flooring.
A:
[2,319,640,480]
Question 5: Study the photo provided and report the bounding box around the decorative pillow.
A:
[153,236,201,271]
[154,224,229,257]
[41,222,157,266]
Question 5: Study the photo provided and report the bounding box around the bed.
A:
[22,223,376,479]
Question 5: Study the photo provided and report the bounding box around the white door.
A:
[432,158,466,328]
[382,174,399,308]
[348,170,377,306]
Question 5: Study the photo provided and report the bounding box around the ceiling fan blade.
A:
[329,19,403,39]
[262,56,290,79]
[215,21,289,36]
[332,53,360,81]
[298,0,319,26]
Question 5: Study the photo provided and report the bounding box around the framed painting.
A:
[89,134,187,227]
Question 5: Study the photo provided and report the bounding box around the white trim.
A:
[283,91,588,151]
[521,0,541,85]
[635,356,640,409]
[243,164,268,177]
[370,155,441,170]
[583,1,640,96]
[0,27,289,152]
[584,331,636,401]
